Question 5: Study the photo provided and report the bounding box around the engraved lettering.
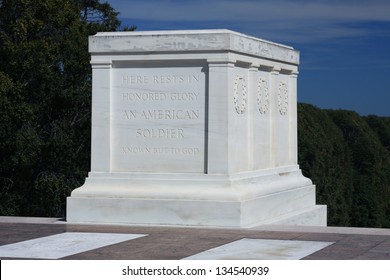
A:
[122,75,130,84]
[122,75,150,84]
[113,66,205,172]
[122,147,151,154]
[152,147,200,155]
[122,92,167,101]
[123,110,137,119]
[139,110,199,120]
[170,92,199,101]
[136,128,185,139]
[143,75,201,84]
[121,92,200,102]
[189,75,199,83]
[122,146,200,155]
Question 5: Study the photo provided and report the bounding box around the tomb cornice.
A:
[89,29,299,65]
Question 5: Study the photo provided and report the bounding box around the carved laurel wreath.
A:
[278,81,289,115]
[233,75,247,114]
[257,78,269,114]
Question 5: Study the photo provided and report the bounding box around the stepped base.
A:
[67,166,327,228]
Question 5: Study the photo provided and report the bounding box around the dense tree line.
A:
[1,1,389,227]
[298,103,390,227]
[0,0,133,216]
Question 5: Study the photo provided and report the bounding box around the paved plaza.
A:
[0,217,389,260]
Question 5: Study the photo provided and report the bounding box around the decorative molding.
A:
[233,75,247,114]
[257,78,269,115]
[90,61,112,69]
[278,81,289,115]
[207,58,236,68]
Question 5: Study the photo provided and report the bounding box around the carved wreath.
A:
[233,75,247,114]
[278,81,289,115]
[257,78,269,114]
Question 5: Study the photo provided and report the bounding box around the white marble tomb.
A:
[66,29,327,227]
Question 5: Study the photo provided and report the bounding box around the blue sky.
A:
[106,0,390,116]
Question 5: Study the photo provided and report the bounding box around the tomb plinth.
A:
[66,30,327,227]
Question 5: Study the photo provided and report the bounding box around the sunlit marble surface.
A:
[0,232,146,259]
[184,238,334,260]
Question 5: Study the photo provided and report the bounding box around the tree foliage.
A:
[297,103,354,226]
[0,0,132,217]
[298,104,390,227]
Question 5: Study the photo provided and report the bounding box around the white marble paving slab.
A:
[0,232,146,259]
[184,238,333,260]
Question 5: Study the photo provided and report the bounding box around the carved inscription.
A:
[119,76,201,138]
[122,147,200,155]
[122,109,199,121]
[122,75,200,84]
[135,128,184,139]
[121,92,199,101]
[112,66,205,172]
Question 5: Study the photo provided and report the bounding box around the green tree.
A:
[298,104,390,227]
[0,0,132,217]
[0,72,30,215]
[298,103,353,226]
[327,110,390,227]
[365,115,390,153]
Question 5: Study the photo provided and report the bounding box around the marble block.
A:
[0,232,145,259]
[184,238,333,260]
[67,29,327,227]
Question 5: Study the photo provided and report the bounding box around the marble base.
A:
[67,166,327,227]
